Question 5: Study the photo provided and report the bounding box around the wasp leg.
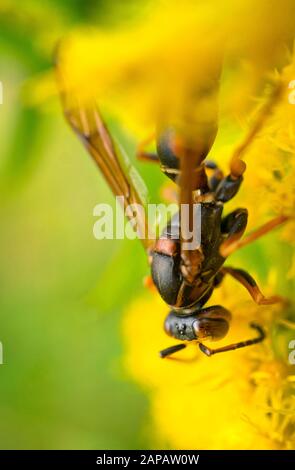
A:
[199,322,265,356]
[137,152,159,163]
[215,172,245,202]
[215,84,283,204]
[204,160,225,192]
[159,343,187,358]
[221,266,283,305]
[204,160,218,169]
[230,83,282,167]
[136,133,159,163]
[226,83,283,189]
[220,208,248,257]
[220,214,289,258]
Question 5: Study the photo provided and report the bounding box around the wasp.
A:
[57,63,287,359]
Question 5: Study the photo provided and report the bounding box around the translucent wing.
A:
[56,67,153,252]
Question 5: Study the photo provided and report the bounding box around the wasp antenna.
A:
[230,81,283,176]
[159,344,187,358]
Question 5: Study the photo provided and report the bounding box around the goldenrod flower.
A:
[57,0,295,135]
[123,276,295,449]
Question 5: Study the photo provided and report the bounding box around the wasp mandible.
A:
[57,62,288,358]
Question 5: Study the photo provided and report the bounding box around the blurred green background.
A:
[0,0,293,450]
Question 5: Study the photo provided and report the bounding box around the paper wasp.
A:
[56,62,288,359]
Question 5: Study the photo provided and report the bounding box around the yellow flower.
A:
[122,276,295,449]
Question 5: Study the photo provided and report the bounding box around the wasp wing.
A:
[57,70,153,252]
